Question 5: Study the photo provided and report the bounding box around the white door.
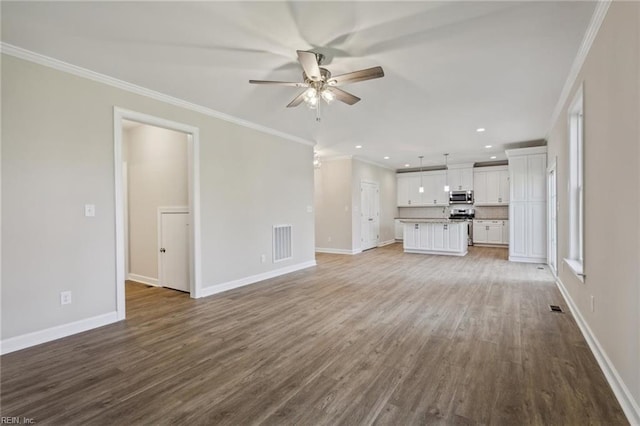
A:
[360,181,380,250]
[548,166,557,273]
[160,212,189,292]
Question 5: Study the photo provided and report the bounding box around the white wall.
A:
[314,158,353,252]
[1,54,315,342]
[313,157,396,253]
[547,2,640,421]
[124,124,188,282]
[351,159,397,248]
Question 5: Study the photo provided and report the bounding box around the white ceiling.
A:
[2,1,596,169]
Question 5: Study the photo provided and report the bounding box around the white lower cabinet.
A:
[403,222,467,256]
[473,220,508,246]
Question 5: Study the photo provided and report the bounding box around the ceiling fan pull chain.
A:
[316,100,321,122]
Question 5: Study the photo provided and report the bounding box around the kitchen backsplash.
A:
[474,206,509,219]
[397,205,508,219]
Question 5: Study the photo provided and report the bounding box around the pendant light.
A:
[418,156,425,193]
[443,153,450,192]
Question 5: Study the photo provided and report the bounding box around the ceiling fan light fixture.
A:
[320,89,335,104]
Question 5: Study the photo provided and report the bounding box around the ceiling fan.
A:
[249,50,384,117]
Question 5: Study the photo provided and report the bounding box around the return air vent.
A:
[549,305,564,313]
[273,225,292,263]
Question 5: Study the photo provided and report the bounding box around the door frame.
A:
[547,159,558,275]
[158,206,189,290]
[360,180,380,251]
[114,107,202,321]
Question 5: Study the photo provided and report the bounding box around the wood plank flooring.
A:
[0,245,628,425]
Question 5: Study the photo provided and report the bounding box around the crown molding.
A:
[0,43,315,147]
[546,0,611,138]
[353,156,396,171]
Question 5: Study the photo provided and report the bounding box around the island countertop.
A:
[397,218,471,223]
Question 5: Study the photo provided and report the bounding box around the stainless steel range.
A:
[449,208,475,246]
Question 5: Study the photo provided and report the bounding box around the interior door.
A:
[360,181,380,251]
[548,166,557,273]
[160,212,189,292]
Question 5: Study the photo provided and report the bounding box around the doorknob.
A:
[160,248,166,253]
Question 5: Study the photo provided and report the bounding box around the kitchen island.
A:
[400,219,469,256]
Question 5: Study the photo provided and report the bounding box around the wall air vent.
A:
[273,225,292,263]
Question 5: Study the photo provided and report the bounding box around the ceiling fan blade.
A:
[249,80,308,88]
[328,66,385,86]
[297,50,322,81]
[327,87,361,105]
[286,91,307,108]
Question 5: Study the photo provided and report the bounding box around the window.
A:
[566,85,584,280]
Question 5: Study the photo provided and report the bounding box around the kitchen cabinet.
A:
[402,221,467,256]
[502,220,509,244]
[397,171,448,207]
[506,147,547,263]
[473,166,509,206]
[447,164,474,191]
[473,220,505,245]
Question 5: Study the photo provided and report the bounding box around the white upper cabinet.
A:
[473,165,509,206]
[397,171,449,207]
[447,164,474,192]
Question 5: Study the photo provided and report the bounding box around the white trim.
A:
[114,109,203,324]
[546,1,611,139]
[563,258,585,283]
[353,156,396,171]
[505,146,548,158]
[0,312,119,355]
[0,43,314,148]
[199,261,317,298]
[127,273,159,287]
[404,248,468,256]
[555,277,640,425]
[315,248,362,255]
[508,255,546,263]
[377,239,396,247]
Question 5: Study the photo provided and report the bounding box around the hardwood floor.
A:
[1,245,628,425]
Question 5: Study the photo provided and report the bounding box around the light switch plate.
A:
[85,204,95,217]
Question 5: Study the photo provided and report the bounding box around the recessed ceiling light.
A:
[490,156,497,159]
[477,128,486,132]
[404,163,410,167]
[485,145,492,149]
[384,156,390,160]
[355,145,362,149]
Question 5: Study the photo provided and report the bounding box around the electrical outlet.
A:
[60,291,72,305]
[260,254,266,264]
[84,204,95,217]
[328,236,332,242]
[590,295,595,312]
[306,205,313,213]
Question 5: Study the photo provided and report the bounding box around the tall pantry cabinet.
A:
[505,147,547,263]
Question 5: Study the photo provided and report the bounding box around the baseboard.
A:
[377,240,396,247]
[0,311,120,355]
[199,260,317,298]
[127,273,159,287]
[315,247,361,255]
[555,277,640,425]
[509,255,546,263]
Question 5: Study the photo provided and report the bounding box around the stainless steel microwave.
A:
[450,190,473,204]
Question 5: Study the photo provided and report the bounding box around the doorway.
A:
[360,181,380,251]
[547,161,558,275]
[114,108,202,320]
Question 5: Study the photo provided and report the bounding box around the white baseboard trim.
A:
[315,247,361,255]
[509,255,546,263]
[198,260,317,299]
[0,311,120,355]
[127,273,159,287]
[555,277,640,425]
[377,240,396,247]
